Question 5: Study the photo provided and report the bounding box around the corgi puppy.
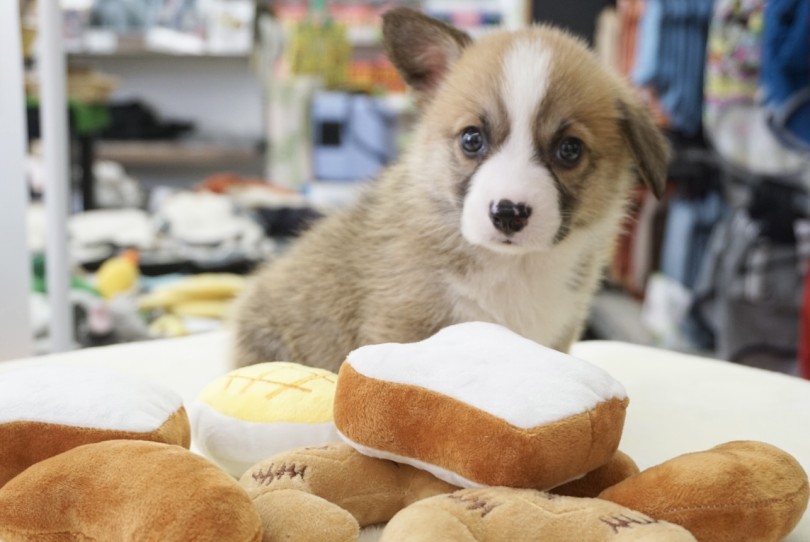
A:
[232,8,668,371]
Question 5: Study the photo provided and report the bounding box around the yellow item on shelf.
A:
[171,300,232,319]
[287,19,351,89]
[95,250,139,299]
[148,314,188,338]
[138,274,246,314]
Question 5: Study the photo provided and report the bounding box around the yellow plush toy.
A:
[96,249,140,299]
[189,362,341,477]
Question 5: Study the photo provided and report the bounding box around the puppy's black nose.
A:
[489,199,532,236]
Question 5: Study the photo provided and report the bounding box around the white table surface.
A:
[2,333,809,541]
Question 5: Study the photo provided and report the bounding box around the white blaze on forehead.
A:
[345,322,627,429]
[501,37,553,150]
[460,38,562,250]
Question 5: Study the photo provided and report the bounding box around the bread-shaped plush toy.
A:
[0,366,189,488]
[334,322,628,490]
[0,440,262,542]
[190,362,341,477]
[239,442,457,542]
[599,441,810,542]
[381,487,697,541]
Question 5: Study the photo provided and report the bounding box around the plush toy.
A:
[96,249,140,299]
[598,441,810,542]
[0,365,190,488]
[189,362,341,477]
[381,487,697,541]
[0,440,262,542]
[239,442,457,542]
[334,322,629,490]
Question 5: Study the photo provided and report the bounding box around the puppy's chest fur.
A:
[446,225,610,349]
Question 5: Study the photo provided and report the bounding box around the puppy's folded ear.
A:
[617,98,670,199]
[383,8,471,106]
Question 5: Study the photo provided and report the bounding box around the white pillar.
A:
[0,1,34,360]
[38,0,74,352]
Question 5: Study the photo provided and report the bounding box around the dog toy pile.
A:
[236,322,809,541]
[0,322,806,542]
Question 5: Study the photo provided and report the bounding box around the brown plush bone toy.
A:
[381,487,698,542]
[239,443,457,542]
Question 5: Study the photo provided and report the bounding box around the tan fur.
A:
[232,10,668,371]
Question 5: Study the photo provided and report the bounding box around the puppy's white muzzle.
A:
[460,144,562,254]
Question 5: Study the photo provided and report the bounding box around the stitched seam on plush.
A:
[657,479,809,515]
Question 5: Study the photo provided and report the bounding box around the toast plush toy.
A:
[0,365,190,488]
[334,321,629,490]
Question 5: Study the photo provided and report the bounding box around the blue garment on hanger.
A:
[661,0,715,136]
[761,0,810,150]
[661,190,728,290]
[633,0,664,87]
[635,0,714,136]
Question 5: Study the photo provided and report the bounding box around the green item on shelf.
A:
[26,97,110,136]
[31,254,100,297]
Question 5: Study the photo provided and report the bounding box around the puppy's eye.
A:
[460,127,486,156]
[556,137,584,166]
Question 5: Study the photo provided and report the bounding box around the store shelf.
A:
[96,141,260,167]
[65,28,251,59]
[68,51,250,60]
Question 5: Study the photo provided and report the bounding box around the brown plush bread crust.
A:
[380,487,697,541]
[599,441,810,542]
[0,440,262,542]
[553,451,640,498]
[334,363,628,489]
[0,406,190,488]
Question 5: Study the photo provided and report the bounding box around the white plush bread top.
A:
[0,365,182,431]
[346,321,627,428]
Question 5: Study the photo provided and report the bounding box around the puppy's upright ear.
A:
[617,98,670,199]
[382,8,471,106]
